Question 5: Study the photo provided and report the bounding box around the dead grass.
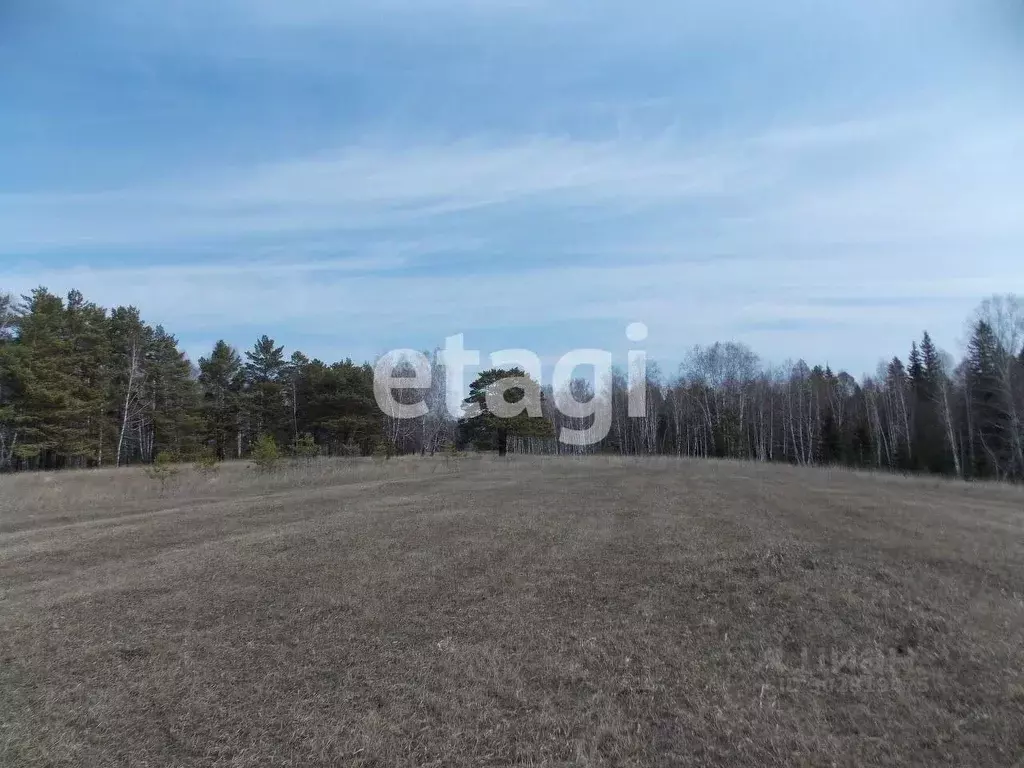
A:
[1,456,1023,766]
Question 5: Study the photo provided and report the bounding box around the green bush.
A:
[251,434,281,472]
[292,433,319,462]
[372,439,393,463]
[145,452,181,493]
[193,446,219,475]
[443,441,466,471]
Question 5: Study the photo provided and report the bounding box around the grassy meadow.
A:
[1,456,1022,766]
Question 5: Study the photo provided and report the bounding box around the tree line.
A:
[1,286,1022,482]
[524,295,1024,483]
[0,287,383,470]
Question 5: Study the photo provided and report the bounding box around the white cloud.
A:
[3,108,1023,373]
[4,245,1016,373]
[8,109,1010,254]
[0,135,751,251]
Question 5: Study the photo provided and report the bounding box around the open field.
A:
[1,457,1023,767]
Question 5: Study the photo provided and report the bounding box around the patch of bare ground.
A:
[1,456,1022,766]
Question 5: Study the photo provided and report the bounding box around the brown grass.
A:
[1,456,1023,766]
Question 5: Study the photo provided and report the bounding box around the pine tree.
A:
[913,330,950,473]
[297,359,380,454]
[244,335,288,447]
[284,351,309,450]
[920,332,941,397]
[198,341,243,460]
[908,342,924,391]
[460,368,554,456]
[59,291,110,466]
[965,320,1007,478]
[146,326,200,461]
[10,289,96,467]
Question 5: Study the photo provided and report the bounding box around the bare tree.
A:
[0,293,20,469]
[419,349,454,455]
[115,339,147,467]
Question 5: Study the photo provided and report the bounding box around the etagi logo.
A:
[373,323,651,447]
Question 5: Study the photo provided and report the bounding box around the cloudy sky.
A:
[2,1,1022,378]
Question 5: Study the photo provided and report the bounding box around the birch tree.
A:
[108,307,150,467]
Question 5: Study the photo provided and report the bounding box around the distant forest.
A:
[1,287,1023,482]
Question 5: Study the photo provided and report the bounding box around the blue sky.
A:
[2,0,1023,379]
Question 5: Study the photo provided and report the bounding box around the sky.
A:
[2,0,1023,381]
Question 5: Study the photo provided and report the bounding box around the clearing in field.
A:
[1,457,1023,766]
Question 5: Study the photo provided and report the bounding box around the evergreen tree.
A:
[146,326,200,461]
[815,367,842,464]
[907,338,927,471]
[297,359,380,454]
[913,331,949,473]
[10,289,108,468]
[908,342,924,390]
[460,368,554,456]
[920,332,941,397]
[965,320,1007,478]
[284,351,309,449]
[61,290,110,465]
[244,335,288,446]
[198,341,243,460]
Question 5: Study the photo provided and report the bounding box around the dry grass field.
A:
[1,456,1023,767]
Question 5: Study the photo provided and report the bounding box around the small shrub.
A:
[251,435,281,472]
[292,433,319,463]
[145,452,181,493]
[443,441,466,471]
[337,441,361,458]
[193,446,220,475]
[372,440,393,463]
